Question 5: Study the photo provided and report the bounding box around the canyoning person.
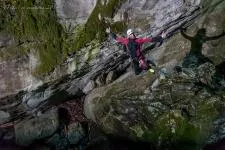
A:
[106,27,166,75]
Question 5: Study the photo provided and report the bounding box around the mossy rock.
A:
[84,65,225,149]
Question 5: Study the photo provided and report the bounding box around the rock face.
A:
[84,60,225,149]
[15,109,59,146]
[149,0,225,70]
[47,122,85,149]
[0,31,42,99]
[114,0,199,33]
[0,0,225,149]
[14,108,85,148]
[55,0,97,27]
[0,111,10,124]
[0,0,200,99]
[1,0,225,100]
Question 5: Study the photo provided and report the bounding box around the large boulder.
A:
[14,107,86,148]
[84,62,225,149]
[0,110,10,124]
[15,109,59,146]
[47,122,86,149]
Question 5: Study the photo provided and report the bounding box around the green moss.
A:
[1,0,66,76]
[111,21,127,33]
[73,0,127,51]
[128,110,213,149]
[140,112,202,149]
[0,0,128,76]
[63,24,84,55]
[137,100,218,149]
[0,3,14,30]
[130,124,149,139]
[194,100,218,138]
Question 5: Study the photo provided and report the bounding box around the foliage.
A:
[1,0,65,75]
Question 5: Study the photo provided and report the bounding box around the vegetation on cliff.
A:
[1,0,65,75]
[0,0,127,76]
[73,0,127,50]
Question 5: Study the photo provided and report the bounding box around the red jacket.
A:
[110,32,162,60]
[115,37,154,60]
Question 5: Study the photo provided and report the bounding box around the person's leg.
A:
[139,59,149,70]
[132,59,141,75]
[146,59,156,67]
[140,58,155,73]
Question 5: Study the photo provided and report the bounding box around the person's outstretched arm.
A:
[181,28,192,40]
[106,27,128,45]
[136,32,166,44]
[205,31,225,41]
